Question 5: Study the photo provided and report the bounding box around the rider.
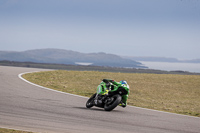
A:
[97,79,130,108]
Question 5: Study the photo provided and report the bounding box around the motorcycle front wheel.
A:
[104,94,122,111]
[86,93,96,108]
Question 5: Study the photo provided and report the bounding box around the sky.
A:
[0,0,200,59]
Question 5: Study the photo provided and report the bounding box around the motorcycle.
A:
[86,79,129,111]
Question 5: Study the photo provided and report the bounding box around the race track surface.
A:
[0,66,199,133]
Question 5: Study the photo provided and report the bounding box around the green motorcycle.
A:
[86,79,129,111]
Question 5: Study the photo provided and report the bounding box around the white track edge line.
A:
[18,71,87,99]
[18,71,199,119]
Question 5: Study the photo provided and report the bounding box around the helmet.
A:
[120,80,127,85]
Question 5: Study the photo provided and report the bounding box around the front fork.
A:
[94,94,98,105]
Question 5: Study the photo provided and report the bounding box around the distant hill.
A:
[183,59,200,63]
[122,56,200,63]
[0,48,146,68]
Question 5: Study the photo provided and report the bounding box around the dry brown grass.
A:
[23,70,200,117]
[0,128,33,133]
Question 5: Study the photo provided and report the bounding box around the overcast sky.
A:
[0,0,200,59]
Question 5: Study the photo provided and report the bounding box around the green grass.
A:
[0,128,33,133]
[23,70,200,117]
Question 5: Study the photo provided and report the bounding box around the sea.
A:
[140,61,200,73]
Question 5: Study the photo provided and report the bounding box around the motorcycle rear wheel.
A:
[104,94,122,111]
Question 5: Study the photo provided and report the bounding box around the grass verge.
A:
[0,128,33,133]
[23,70,200,117]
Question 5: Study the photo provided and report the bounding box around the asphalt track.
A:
[0,66,200,133]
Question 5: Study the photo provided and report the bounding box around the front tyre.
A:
[104,94,122,111]
[86,93,96,108]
